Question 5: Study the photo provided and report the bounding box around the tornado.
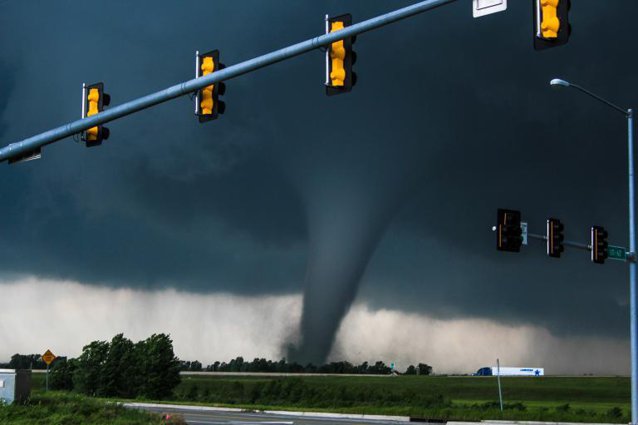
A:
[287,159,418,364]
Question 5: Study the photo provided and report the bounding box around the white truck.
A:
[475,366,544,376]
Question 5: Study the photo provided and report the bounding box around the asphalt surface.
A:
[127,404,410,425]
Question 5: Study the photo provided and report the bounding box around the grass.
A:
[0,392,163,424]
[29,373,632,423]
[171,375,630,422]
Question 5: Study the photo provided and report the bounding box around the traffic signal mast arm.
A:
[0,0,458,163]
[525,231,635,261]
[527,231,590,251]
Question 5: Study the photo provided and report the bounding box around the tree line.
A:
[179,356,432,375]
[4,352,433,378]
[0,353,62,370]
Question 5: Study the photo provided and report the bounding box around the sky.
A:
[0,0,637,373]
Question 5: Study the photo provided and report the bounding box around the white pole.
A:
[497,358,503,412]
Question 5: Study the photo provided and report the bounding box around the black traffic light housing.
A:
[591,226,609,264]
[81,82,110,147]
[497,209,523,253]
[546,218,565,258]
[325,13,357,96]
[533,0,571,51]
[195,50,226,123]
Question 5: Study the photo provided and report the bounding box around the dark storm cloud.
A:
[0,0,636,348]
[354,0,637,339]
[0,0,311,292]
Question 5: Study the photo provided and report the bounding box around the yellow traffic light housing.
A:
[534,0,571,50]
[195,50,226,123]
[325,13,357,96]
[81,82,111,147]
[329,21,346,87]
[540,0,560,39]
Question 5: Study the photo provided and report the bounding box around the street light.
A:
[550,77,636,424]
[549,78,570,88]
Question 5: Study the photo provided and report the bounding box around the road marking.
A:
[187,422,294,425]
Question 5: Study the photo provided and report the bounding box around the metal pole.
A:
[527,232,592,251]
[570,84,628,116]
[550,79,636,421]
[628,108,636,425]
[0,0,458,163]
[46,364,49,392]
[497,358,503,412]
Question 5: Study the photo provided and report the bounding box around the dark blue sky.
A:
[0,0,636,350]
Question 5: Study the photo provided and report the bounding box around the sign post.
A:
[41,349,57,392]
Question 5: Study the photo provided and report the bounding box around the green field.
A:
[30,373,631,422]
[172,375,630,422]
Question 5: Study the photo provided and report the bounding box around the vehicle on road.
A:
[475,366,544,376]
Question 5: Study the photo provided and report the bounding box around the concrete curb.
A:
[263,409,410,422]
[124,402,411,422]
[446,419,619,425]
[478,422,623,425]
[123,402,244,413]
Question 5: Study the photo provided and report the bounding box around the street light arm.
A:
[569,83,629,116]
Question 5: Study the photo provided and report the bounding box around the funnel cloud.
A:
[290,168,417,363]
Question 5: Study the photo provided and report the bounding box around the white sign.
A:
[521,222,528,246]
[473,0,507,18]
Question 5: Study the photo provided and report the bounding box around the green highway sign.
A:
[608,245,627,261]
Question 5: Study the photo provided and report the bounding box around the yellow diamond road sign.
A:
[42,349,56,366]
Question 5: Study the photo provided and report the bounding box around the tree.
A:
[417,363,433,376]
[228,356,244,372]
[405,365,417,375]
[102,334,139,398]
[50,358,77,391]
[355,361,369,374]
[205,361,220,372]
[9,354,46,370]
[136,333,181,399]
[73,340,110,396]
[368,361,391,375]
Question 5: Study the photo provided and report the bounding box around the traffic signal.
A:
[195,50,226,123]
[496,209,523,252]
[590,226,608,264]
[533,0,571,50]
[325,13,357,96]
[81,82,111,147]
[546,218,564,258]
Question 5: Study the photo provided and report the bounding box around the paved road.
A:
[126,404,410,425]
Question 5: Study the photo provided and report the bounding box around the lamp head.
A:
[550,78,571,89]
